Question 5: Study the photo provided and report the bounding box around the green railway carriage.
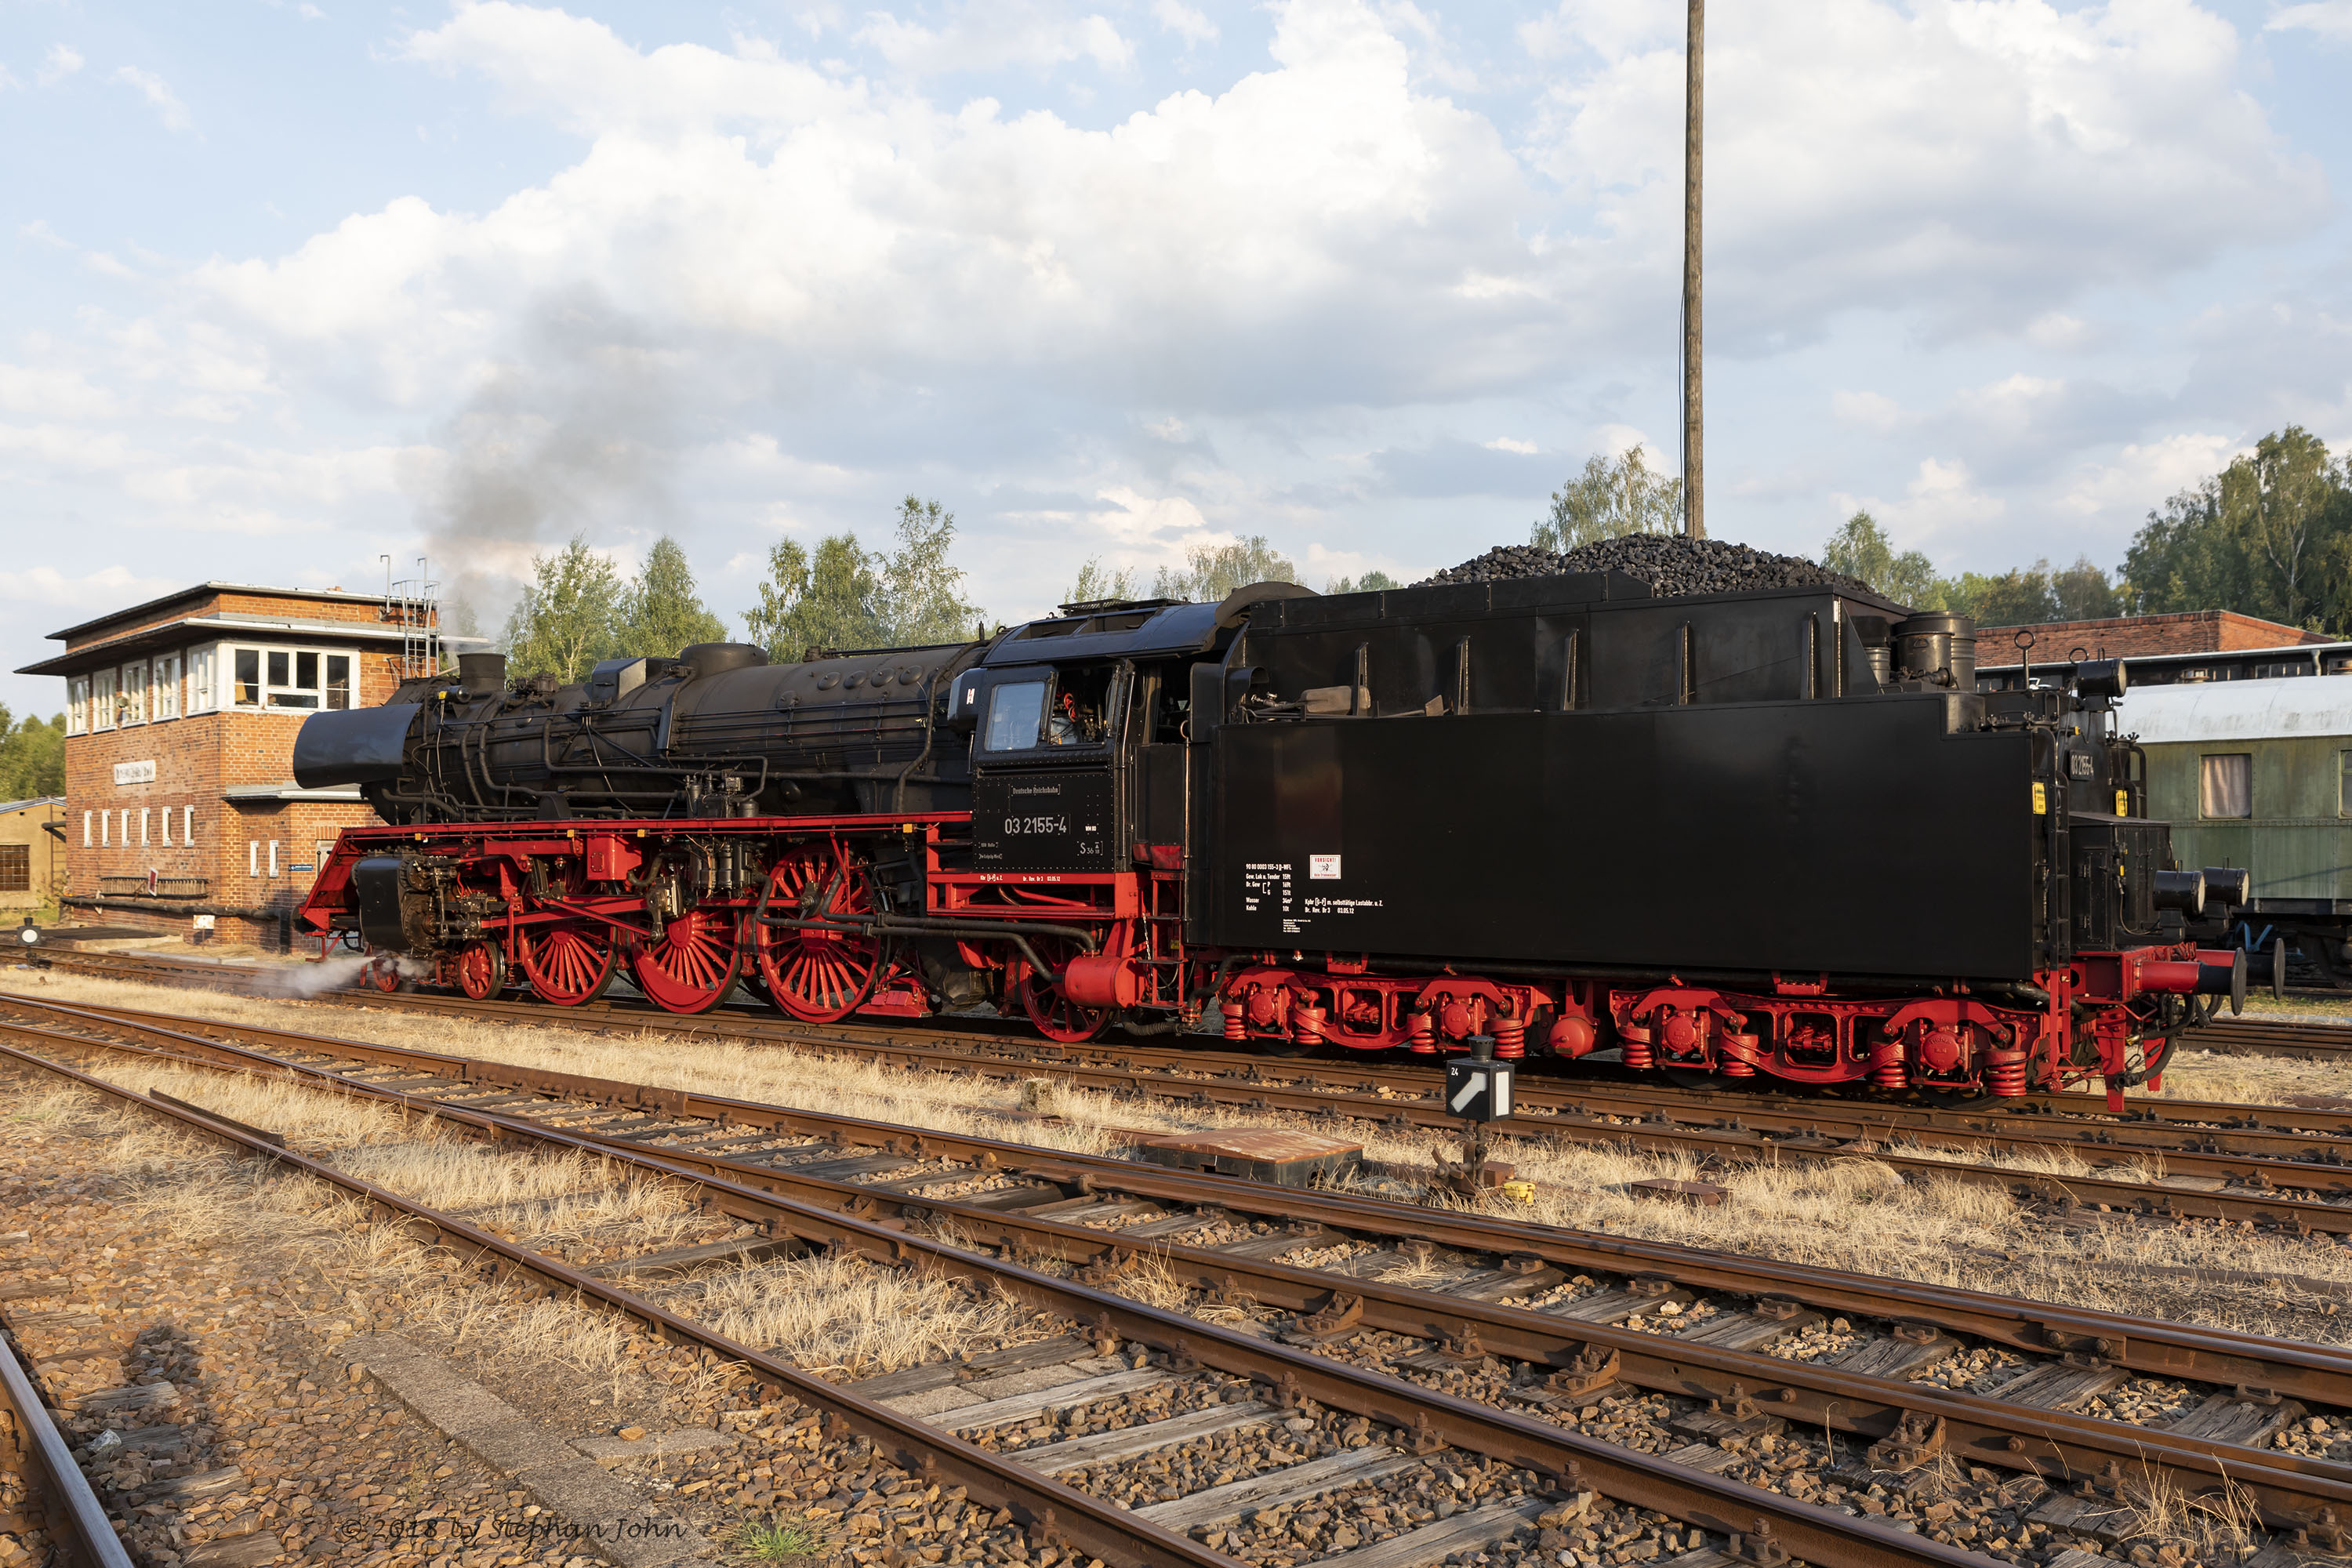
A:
[1986,641,2352,983]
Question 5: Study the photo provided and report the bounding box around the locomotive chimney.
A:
[457,652,507,691]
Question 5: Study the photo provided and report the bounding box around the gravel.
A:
[1418,536,1881,602]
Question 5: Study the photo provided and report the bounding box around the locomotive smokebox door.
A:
[1445,1039,1513,1122]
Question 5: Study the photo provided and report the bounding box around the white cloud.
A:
[0,564,182,615]
[1831,457,2005,548]
[0,364,118,421]
[855,3,1136,76]
[38,45,83,87]
[2060,432,2245,517]
[1525,0,2321,341]
[2267,2,2352,39]
[1152,0,1219,46]
[0,0,2329,670]
[111,66,191,132]
[1831,390,1908,432]
[2024,311,2090,349]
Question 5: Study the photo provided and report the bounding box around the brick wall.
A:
[1978,611,2331,663]
[46,585,432,948]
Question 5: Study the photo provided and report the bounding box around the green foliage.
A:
[1821,511,1940,605]
[499,535,623,682]
[742,497,984,659]
[1820,511,2118,625]
[0,708,65,800]
[2119,426,2352,629]
[615,535,728,657]
[1149,536,1299,603]
[742,535,883,659]
[1063,558,1140,608]
[1533,445,1682,552]
[1327,569,1403,595]
[876,496,983,645]
[730,1517,826,1565]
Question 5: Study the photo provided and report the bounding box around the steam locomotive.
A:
[294,569,2242,1104]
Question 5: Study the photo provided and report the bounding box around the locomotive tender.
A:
[294,569,2242,1104]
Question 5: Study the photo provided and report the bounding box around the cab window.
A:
[984,681,1047,751]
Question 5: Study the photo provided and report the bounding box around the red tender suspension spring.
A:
[1619,1024,1654,1071]
[1984,1054,2029,1097]
[1403,1011,1436,1053]
[1491,1009,1526,1061]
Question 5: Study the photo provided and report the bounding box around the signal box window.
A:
[0,844,27,893]
[228,646,347,710]
[984,681,1047,751]
[2200,753,2252,818]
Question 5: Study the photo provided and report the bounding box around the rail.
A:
[0,1032,1989,1568]
[0,1308,137,1568]
[10,993,2352,1539]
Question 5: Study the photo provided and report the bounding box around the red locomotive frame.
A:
[303,811,2219,1109]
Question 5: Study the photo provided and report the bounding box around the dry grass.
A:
[658,1251,1047,1380]
[2153,1047,2352,1107]
[7,1034,1081,1404]
[19,969,2352,1345]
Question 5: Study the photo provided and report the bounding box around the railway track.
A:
[7,994,2352,1566]
[21,956,2352,1238]
[0,1015,2003,1568]
[0,1298,137,1568]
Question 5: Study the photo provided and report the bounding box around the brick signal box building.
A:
[16,583,472,947]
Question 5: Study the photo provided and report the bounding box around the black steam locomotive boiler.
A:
[295,568,2239,1103]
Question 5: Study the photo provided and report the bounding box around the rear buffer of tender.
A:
[290,569,2239,1105]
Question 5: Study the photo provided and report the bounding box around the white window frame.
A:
[268,840,279,876]
[100,811,110,847]
[120,661,147,727]
[248,840,258,877]
[152,652,181,721]
[187,644,218,714]
[223,643,358,713]
[67,677,89,736]
[91,667,117,731]
[182,805,193,844]
[140,808,150,846]
[82,811,91,848]
[160,807,171,847]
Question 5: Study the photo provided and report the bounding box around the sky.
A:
[2,0,2350,717]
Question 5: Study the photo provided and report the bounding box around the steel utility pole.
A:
[1682,0,1704,538]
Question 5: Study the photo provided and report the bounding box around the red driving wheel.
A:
[518,921,618,1007]
[364,953,406,993]
[753,846,883,1022]
[630,906,743,1014]
[1013,935,1108,1044]
[455,942,506,1001]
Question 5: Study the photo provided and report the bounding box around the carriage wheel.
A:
[519,922,618,1007]
[364,953,407,993]
[456,942,506,1001]
[1014,936,1108,1044]
[631,906,743,1014]
[753,847,884,1022]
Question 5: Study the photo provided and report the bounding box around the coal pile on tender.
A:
[1420,535,1878,601]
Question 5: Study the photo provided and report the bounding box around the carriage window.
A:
[2200,753,2252,818]
[983,681,1047,751]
